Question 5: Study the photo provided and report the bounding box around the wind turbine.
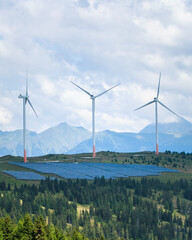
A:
[71,81,120,158]
[135,73,179,155]
[18,72,38,163]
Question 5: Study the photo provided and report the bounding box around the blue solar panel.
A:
[9,162,178,180]
[2,170,46,180]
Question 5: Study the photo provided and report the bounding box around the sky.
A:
[0,0,192,134]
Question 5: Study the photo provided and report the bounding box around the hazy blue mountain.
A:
[140,118,192,135]
[1,119,192,157]
[67,131,157,154]
[0,130,37,156]
[67,131,140,154]
[68,118,192,154]
[0,122,91,157]
[67,130,192,154]
[36,122,91,155]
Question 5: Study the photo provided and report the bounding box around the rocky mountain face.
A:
[0,122,91,157]
[0,118,192,157]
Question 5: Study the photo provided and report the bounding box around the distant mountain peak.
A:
[139,118,192,134]
[1,120,192,157]
[0,122,91,157]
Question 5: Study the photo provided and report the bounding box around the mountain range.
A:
[0,118,192,157]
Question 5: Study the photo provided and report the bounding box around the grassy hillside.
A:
[0,151,191,184]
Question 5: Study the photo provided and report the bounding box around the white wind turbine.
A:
[71,81,120,158]
[18,73,38,163]
[135,73,180,155]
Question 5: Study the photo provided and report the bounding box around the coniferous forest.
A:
[0,151,192,239]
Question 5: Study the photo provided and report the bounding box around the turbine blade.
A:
[134,100,155,111]
[71,81,92,97]
[27,98,38,117]
[157,72,161,99]
[157,100,180,118]
[95,83,120,98]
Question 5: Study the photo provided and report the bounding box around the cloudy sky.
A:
[0,0,192,133]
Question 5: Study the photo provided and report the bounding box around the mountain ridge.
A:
[0,119,192,157]
[140,118,192,134]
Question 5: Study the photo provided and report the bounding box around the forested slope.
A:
[1,151,192,239]
[0,214,88,239]
[0,176,192,239]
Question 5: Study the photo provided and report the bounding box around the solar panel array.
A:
[2,170,46,180]
[9,162,178,180]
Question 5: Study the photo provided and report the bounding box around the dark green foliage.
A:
[0,215,87,240]
[0,175,192,239]
[0,216,13,240]
[12,214,34,239]
[1,151,192,240]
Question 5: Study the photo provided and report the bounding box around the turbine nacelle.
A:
[18,94,25,99]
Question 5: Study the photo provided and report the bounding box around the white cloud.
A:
[0,106,12,125]
[0,40,8,57]
[36,75,57,97]
[0,0,192,134]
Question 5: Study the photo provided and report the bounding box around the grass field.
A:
[76,203,90,218]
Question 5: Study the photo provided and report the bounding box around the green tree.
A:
[46,224,57,240]
[0,230,3,240]
[12,214,34,240]
[71,230,88,240]
[33,216,47,240]
[0,216,14,240]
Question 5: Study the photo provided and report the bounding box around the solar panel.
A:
[2,170,46,180]
[9,162,178,180]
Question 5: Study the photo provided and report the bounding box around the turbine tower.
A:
[18,73,38,163]
[135,73,179,155]
[71,81,120,158]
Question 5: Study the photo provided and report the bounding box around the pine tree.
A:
[0,216,14,240]
[33,216,47,240]
[12,214,34,239]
